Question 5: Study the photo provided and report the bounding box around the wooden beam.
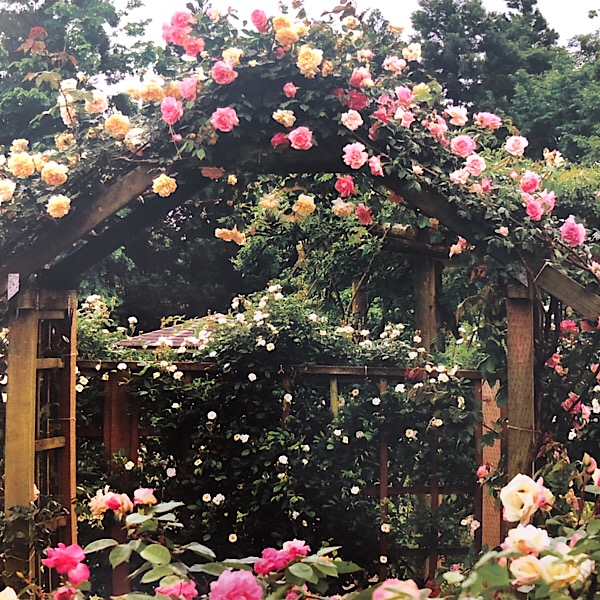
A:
[35,436,66,452]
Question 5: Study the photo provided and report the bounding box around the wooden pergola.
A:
[2,138,599,585]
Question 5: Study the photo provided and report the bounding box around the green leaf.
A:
[287,562,318,583]
[334,561,361,574]
[584,484,600,495]
[188,563,227,576]
[182,542,216,560]
[317,546,341,556]
[126,512,153,526]
[83,538,119,554]
[141,566,174,583]
[110,544,133,568]
[140,544,172,565]
[121,594,156,600]
[154,501,185,514]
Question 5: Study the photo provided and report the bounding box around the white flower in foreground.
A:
[166,467,176,477]
[213,493,225,505]
[248,372,257,381]
[350,486,360,495]
[207,411,217,420]
[228,534,238,543]
[202,493,212,502]
[278,455,289,465]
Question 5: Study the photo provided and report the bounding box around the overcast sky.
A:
[127,0,599,45]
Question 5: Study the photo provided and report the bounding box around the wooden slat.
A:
[36,358,64,370]
[35,436,66,452]
[360,484,473,496]
[41,516,68,530]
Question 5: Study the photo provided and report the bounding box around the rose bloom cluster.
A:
[89,486,157,519]
[42,543,90,598]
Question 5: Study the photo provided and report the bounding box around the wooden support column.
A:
[506,282,535,479]
[412,230,437,351]
[378,379,389,581]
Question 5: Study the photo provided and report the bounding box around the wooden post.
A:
[412,230,437,351]
[506,283,535,479]
[378,379,389,581]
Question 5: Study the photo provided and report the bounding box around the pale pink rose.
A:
[342,142,368,169]
[355,202,373,225]
[210,569,262,600]
[161,97,184,125]
[481,178,492,192]
[357,49,375,61]
[157,579,197,600]
[474,111,502,129]
[382,55,406,73]
[282,539,310,560]
[334,175,356,198]
[497,226,509,236]
[449,236,468,257]
[525,198,544,221]
[251,9,269,33]
[288,126,313,150]
[464,154,486,176]
[133,487,158,506]
[520,170,541,194]
[369,155,384,177]
[179,77,198,101]
[445,105,468,126]
[349,67,373,88]
[211,61,238,85]
[395,85,413,107]
[476,464,490,479]
[450,168,470,185]
[450,134,477,158]
[394,108,415,128]
[373,579,420,600]
[501,524,550,555]
[340,110,363,131]
[84,90,109,114]
[206,7,221,22]
[283,82,298,98]
[332,199,355,216]
[505,135,529,157]
[560,215,586,247]
[184,37,205,57]
[427,115,447,140]
[538,189,556,212]
[210,107,239,132]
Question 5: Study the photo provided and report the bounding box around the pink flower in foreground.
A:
[369,155,384,177]
[210,107,239,132]
[450,134,477,158]
[161,97,184,125]
[42,543,85,574]
[395,85,414,107]
[538,189,556,212]
[525,198,544,221]
[54,587,78,600]
[133,487,158,506]
[344,90,370,111]
[211,61,238,85]
[169,25,192,46]
[474,111,502,129]
[104,493,134,518]
[179,77,198,101]
[171,10,196,28]
[184,37,205,57]
[282,539,310,560]
[210,569,263,600]
[342,142,368,169]
[355,203,373,225]
[67,562,90,585]
[335,175,356,198]
[505,135,529,157]
[464,154,486,176]
[288,127,313,150]
[271,132,290,148]
[255,547,288,575]
[283,82,298,98]
[476,464,490,480]
[520,170,541,194]
[426,115,448,140]
[340,110,363,131]
[156,579,198,600]
[560,319,579,335]
[560,215,586,247]
[373,579,420,600]
[251,9,269,33]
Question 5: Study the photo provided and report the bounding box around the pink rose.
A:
[481,178,492,192]
[343,90,370,110]
[450,134,477,158]
[67,562,90,586]
[560,319,579,335]
[505,135,529,157]
[476,464,490,479]
[161,97,184,125]
[450,168,470,185]
[395,85,414,107]
[157,580,198,600]
[464,154,486,176]
[538,189,556,212]
[395,108,415,128]
[341,110,363,131]
[171,10,195,28]
[170,25,192,46]
[335,175,356,198]
[545,353,561,368]
[210,107,239,132]
[283,82,298,98]
[560,215,586,247]
[255,547,288,575]
[520,170,541,194]
[133,487,158,506]
[355,202,373,225]
[445,105,468,126]
[349,67,373,88]
[369,155,384,176]
[210,569,263,600]
[474,112,502,129]
[42,543,85,574]
[373,579,420,600]
[426,115,448,140]
[288,127,313,150]
[184,37,205,57]
[525,198,544,221]
[211,61,238,85]
[271,132,290,148]
[282,539,310,560]
[54,587,77,600]
[342,142,368,169]
[179,77,198,101]
[251,9,269,33]
[382,56,406,73]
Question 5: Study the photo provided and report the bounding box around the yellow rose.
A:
[227,175,238,185]
[55,132,75,151]
[296,45,323,78]
[125,84,142,102]
[294,23,308,37]
[509,555,546,586]
[222,47,243,66]
[104,111,131,140]
[342,16,358,29]
[272,15,292,31]
[539,555,584,589]
[321,60,334,77]
[46,194,71,218]
[0,179,17,203]
[10,139,29,153]
[258,193,280,211]
[275,27,300,46]
[332,199,355,217]
[152,174,177,197]
[402,42,422,61]
[292,193,316,218]
[215,225,245,245]
[7,152,35,178]
[41,161,69,186]
[272,109,296,128]
[139,81,165,103]
[32,152,52,172]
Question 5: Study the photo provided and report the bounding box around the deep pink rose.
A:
[373,106,390,124]
[67,562,90,585]
[349,67,372,88]
[342,142,368,169]
[179,77,198,101]
[162,23,176,44]
[481,178,492,192]
[474,112,502,129]
[560,319,579,335]
[525,198,544,221]
[545,353,561,368]
[450,134,477,158]
[54,587,77,600]
[560,215,586,247]
[355,202,373,225]
[395,85,414,107]
[42,543,85,574]
[282,539,310,560]
[184,36,205,57]
[283,82,298,98]
[210,107,239,132]
[373,579,420,600]
[369,155,384,176]
[520,170,541,194]
[157,579,198,600]
[505,135,529,157]
[344,90,370,110]
[255,547,289,574]
[400,110,415,128]
[210,569,263,600]
[335,175,356,198]
[271,132,290,148]
[161,97,184,125]
[251,9,269,33]
[288,127,313,150]
[211,61,238,85]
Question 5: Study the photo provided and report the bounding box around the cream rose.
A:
[258,193,280,210]
[41,161,68,186]
[272,109,296,128]
[7,152,35,178]
[501,524,550,555]
[509,555,547,586]
[46,194,71,218]
[500,474,553,524]
[105,111,131,140]
[292,193,316,218]
[0,179,16,203]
